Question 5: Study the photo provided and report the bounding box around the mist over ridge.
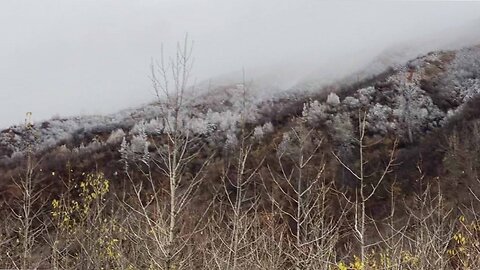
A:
[1,1,480,128]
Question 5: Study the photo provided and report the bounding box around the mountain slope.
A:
[0,45,478,203]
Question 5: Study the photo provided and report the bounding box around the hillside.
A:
[1,45,479,191]
[1,45,480,269]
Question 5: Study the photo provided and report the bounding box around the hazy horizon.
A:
[1,0,480,128]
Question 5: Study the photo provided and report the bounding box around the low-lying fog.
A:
[1,0,480,128]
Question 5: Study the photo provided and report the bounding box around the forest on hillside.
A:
[1,39,480,270]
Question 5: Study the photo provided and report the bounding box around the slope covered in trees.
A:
[0,44,480,269]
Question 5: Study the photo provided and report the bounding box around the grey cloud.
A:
[1,0,480,128]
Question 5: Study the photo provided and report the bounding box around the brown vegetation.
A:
[1,42,480,269]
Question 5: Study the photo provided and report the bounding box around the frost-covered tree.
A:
[205,109,241,133]
[106,129,125,144]
[130,132,149,154]
[435,47,480,109]
[262,122,274,133]
[393,83,444,142]
[366,103,394,135]
[357,87,376,106]
[329,112,354,144]
[343,96,361,110]
[225,131,239,150]
[253,122,274,140]
[326,92,340,106]
[301,98,354,145]
[253,126,264,140]
[302,100,328,127]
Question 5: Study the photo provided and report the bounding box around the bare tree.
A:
[403,173,455,270]
[333,112,397,265]
[4,115,49,269]
[121,35,213,270]
[267,125,342,269]
[204,73,265,270]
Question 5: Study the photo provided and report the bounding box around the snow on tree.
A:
[107,129,126,144]
[205,109,241,132]
[119,137,129,161]
[326,92,340,106]
[262,122,274,134]
[253,122,274,140]
[130,131,149,154]
[119,128,150,165]
[253,126,264,140]
[302,100,328,127]
[277,131,293,157]
[327,112,354,144]
[342,96,360,110]
[463,79,480,101]
[392,83,444,142]
[441,47,480,105]
[185,115,213,135]
[366,103,394,135]
[144,118,165,134]
[357,87,376,106]
[225,131,239,150]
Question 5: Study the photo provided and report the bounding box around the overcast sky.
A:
[1,1,480,128]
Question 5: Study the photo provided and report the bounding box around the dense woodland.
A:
[1,41,480,269]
